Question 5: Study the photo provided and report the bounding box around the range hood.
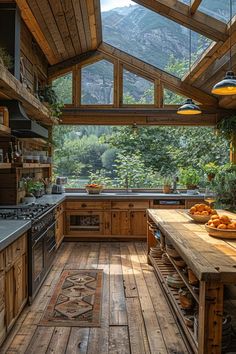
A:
[0,100,48,139]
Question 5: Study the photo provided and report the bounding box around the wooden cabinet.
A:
[55,203,64,249]
[111,211,130,236]
[130,210,147,236]
[66,210,105,237]
[4,234,28,336]
[0,273,6,345]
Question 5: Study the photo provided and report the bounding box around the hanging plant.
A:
[0,47,13,69]
[37,84,64,119]
[216,115,236,140]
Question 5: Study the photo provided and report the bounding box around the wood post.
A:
[230,132,236,164]
[198,281,223,354]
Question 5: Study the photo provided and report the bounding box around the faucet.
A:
[172,176,179,193]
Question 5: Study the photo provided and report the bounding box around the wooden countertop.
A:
[147,209,236,282]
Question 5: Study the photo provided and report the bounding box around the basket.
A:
[187,212,211,224]
[205,224,236,239]
[85,185,103,194]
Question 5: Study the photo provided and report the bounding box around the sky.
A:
[100,0,135,12]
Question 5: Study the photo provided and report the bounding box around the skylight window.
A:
[198,0,236,23]
[100,1,213,78]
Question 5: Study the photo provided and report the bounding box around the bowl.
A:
[85,185,103,194]
[205,223,236,239]
[187,212,211,224]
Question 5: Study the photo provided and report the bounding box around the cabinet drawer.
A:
[111,200,149,210]
[0,252,4,273]
[66,201,105,210]
[5,234,27,269]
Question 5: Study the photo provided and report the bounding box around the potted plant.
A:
[163,177,172,194]
[37,84,64,120]
[0,47,13,69]
[22,177,36,204]
[179,167,200,193]
[214,164,236,211]
[202,162,219,181]
[32,181,44,198]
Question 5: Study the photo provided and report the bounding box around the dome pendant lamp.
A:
[212,0,236,95]
[177,24,202,115]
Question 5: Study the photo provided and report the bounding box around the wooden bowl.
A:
[166,244,180,259]
[187,212,211,224]
[173,258,186,268]
[205,224,236,239]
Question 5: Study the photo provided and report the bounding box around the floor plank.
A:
[109,326,130,354]
[0,241,189,354]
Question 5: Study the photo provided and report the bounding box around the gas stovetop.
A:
[0,203,53,221]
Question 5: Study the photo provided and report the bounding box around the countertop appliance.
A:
[0,203,57,303]
[52,184,64,194]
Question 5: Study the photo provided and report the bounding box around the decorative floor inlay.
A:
[40,270,103,327]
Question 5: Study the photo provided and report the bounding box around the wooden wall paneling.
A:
[132,0,227,42]
[47,0,76,59]
[60,0,82,55]
[87,0,99,49]
[16,0,57,64]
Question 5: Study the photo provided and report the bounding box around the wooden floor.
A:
[0,242,190,354]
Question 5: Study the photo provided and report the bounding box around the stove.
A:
[0,203,57,303]
[0,203,53,221]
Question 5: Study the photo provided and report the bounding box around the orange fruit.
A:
[210,209,218,215]
[198,204,206,212]
[211,214,219,220]
[201,211,209,216]
[220,215,231,224]
[227,223,235,229]
[217,224,227,229]
[190,207,196,214]
[212,219,221,227]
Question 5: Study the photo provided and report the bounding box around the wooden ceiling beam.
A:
[48,50,99,78]
[132,0,227,42]
[61,107,218,126]
[99,42,218,106]
[190,0,202,15]
[15,0,57,65]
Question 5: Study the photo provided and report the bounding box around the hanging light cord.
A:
[189,27,191,74]
[229,0,233,71]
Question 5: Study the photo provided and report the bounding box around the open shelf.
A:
[149,254,198,353]
[0,124,11,136]
[14,163,51,169]
[0,64,55,126]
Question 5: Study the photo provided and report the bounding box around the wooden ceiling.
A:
[16,0,102,65]
[11,0,236,110]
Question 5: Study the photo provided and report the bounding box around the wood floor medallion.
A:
[40,269,103,327]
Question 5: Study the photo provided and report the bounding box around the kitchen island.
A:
[147,209,236,354]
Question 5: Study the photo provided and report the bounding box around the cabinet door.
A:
[14,254,27,316]
[130,210,147,237]
[111,211,130,236]
[5,267,14,330]
[55,212,64,248]
[0,274,6,345]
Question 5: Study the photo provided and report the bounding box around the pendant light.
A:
[211,0,236,95]
[177,22,202,115]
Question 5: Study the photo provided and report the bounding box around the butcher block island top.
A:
[147,209,236,282]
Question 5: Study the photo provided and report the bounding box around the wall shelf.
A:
[0,124,11,136]
[14,163,51,169]
[0,163,11,169]
[0,64,55,126]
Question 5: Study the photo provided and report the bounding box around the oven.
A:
[28,207,56,303]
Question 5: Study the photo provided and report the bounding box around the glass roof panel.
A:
[198,0,236,23]
[101,0,213,78]
[123,69,154,104]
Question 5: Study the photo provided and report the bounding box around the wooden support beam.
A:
[190,0,202,15]
[61,107,219,126]
[99,42,218,106]
[15,0,57,65]
[132,0,227,42]
[48,50,98,78]
[183,17,236,85]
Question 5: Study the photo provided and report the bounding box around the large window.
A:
[101,0,213,78]
[53,125,229,189]
[81,60,114,105]
[52,72,73,104]
[123,69,154,104]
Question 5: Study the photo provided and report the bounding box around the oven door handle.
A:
[32,229,47,247]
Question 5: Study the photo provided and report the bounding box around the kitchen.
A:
[0,1,236,353]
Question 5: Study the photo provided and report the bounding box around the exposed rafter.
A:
[48,50,98,78]
[190,0,202,15]
[132,0,227,42]
[16,0,57,64]
[183,17,236,95]
[99,43,218,106]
